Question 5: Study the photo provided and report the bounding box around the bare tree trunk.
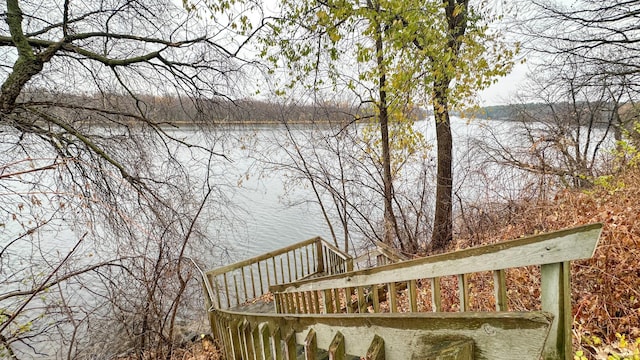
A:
[372,4,402,250]
[431,84,453,251]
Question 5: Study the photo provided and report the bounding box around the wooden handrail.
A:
[269,223,602,360]
[205,237,321,277]
[271,223,602,293]
[203,236,353,310]
[204,224,602,360]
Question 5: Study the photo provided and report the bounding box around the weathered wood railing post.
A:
[541,261,572,360]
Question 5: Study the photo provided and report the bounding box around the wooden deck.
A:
[202,224,603,360]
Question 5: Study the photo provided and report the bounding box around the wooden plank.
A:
[372,284,380,313]
[333,288,340,314]
[272,257,278,285]
[458,274,470,312]
[289,293,297,314]
[301,291,309,314]
[323,289,333,314]
[271,325,283,360]
[264,260,271,288]
[287,251,293,283]
[493,269,508,311]
[541,261,572,360]
[315,239,324,273]
[305,245,311,277]
[388,282,397,313]
[284,331,297,360]
[252,324,262,360]
[260,324,273,360]
[280,257,286,284]
[223,273,231,308]
[346,287,354,313]
[241,267,248,303]
[273,224,602,293]
[417,338,474,360]
[212,274,222,309]
[233,275,241,306]
[431,277,442,312]
[249,265,256,299]
[357,286,366,313]
[409,280,417,313]
[304,329,317,360]
[214,311,553,360]
[229,319,242,360]
[241,321,255,360]
[312,290,320,314]
[293,249,299,280]
[328,331,345,360]
[366,334,385,360]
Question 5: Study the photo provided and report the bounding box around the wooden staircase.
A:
[201,224,603,360]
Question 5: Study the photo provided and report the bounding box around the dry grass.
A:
[454,167,640,357]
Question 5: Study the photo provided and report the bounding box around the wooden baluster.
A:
[388,282,397,313]
[300,291,309,313]
[280,257,286,284]
[493,269,508,311]
[333,288,341,313]
[280,292,288,314]
[357,286,365,313]
[372,284,380,313]
[328,331,345,360]
[287,293,295,314]
[241,267,248,303]
[223,273,231,309]
[312,290,320,314]
[292,292,300,314]
[304,329,317,360]
[345,286,353,313]
[305,245,310,277]
[541,262,572,360]
[323,289,333,314]
[274,293,282,314]
[272,257,278,285]
[409,280,418,312]
[458,274,470,312]
[293,250,302,280]
[315,240,324,273]
[212,274,222,309]
[286,252,292,282]
[258,261,265,295]
[233,274,240,306]
[249,265,256,299]
[431,277,442,312]
[292,249,298,280]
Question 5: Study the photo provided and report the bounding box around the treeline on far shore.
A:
[469,102,627,127]
[19,89,428,126]
[19,89,624,126]
[21,89,426,125]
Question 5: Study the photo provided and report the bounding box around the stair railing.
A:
[269,223,602,360]
[204,236,353,311]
